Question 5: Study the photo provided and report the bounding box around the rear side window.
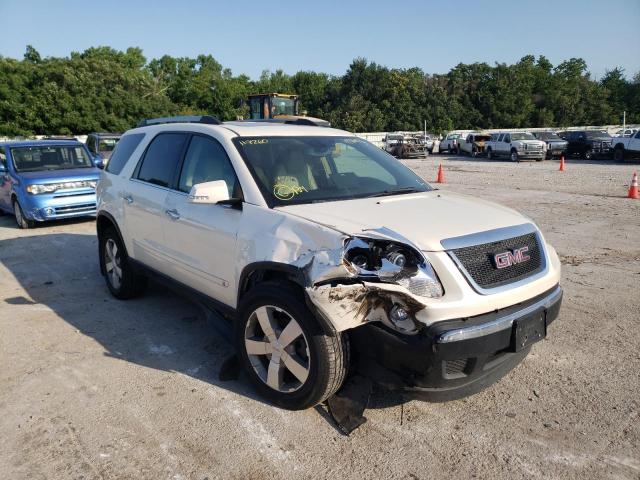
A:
[106,133,145,175]
[136,133,188,187]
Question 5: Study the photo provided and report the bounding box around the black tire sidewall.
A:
[13,200,31,229]
[236,283,342,410]
[99,227,144,299]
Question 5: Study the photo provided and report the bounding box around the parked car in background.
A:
[564,130,612,159]
[86,133,121,168]
[96,115,562,410]
[459,132,492,157]
[485,132,545,162]
[0,140,100,228]
[533,131,568,159]
[440,132,465,153]
[610,130,640,162]
[383,133,427,158]
[612,128,637,138]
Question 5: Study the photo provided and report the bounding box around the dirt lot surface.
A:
[1,156,638,479]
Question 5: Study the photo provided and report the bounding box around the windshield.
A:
[535,132,561,140]
[511,133,536,141]
[11,145,93,172]
[585,131,611,139]
[271,97,296,116]
[98,138,119,152]
[234,136,432,206]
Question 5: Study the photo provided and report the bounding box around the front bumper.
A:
[22,191,97,221]
[349,285,562,401]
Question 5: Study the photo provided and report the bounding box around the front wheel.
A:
[510,150,520,162]
[237,283,349,410]
[13,199,34,229]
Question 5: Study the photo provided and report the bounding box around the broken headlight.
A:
[344,237,444,299]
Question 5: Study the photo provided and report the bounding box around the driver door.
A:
[162,133,242,306]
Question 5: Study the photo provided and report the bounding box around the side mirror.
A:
[188,180,240,205]
[0,163,7,173]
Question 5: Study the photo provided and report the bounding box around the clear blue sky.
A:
[1,0,639,80]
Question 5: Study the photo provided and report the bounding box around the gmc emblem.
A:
[493,246,530,269]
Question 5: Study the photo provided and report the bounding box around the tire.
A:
[510,149,520,162]
[582,149,593,160]
[487,148,493,160]
[13,199,34,229]
[471,147,478,158]
[613,147,625,162]
[99,227,147,299]
[236,282,349,410]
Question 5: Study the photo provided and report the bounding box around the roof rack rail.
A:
[136,115,222,128]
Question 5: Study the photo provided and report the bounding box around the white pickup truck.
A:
[611,130,640,161]
[485,132,546,162]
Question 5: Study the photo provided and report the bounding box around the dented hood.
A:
[276,191,530,252]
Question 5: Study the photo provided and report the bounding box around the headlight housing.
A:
[344,237,444,299]
[26,180,97,195]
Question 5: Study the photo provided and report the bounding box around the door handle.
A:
[165,208,180,220]
[122,194,134,204]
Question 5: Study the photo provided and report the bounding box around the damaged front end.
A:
[301,228,444,335]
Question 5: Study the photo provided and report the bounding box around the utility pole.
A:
[623,110,626,135]
[424,120,427,159]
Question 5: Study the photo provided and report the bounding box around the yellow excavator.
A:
[245,93,330,127]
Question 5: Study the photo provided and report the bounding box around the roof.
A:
[0,139,83,148]
[130,120,351,138]
[221,121,349,137]
[88,132,122,137]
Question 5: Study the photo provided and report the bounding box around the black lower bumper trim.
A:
[349,285,563,400]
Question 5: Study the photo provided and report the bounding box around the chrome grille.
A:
[450,232,543,289]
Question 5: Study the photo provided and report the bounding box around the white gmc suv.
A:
[96,116,562,410]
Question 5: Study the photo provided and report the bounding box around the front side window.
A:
[178,135,239,197]
[0,147,6,170]
[503,135,511,143]
[10,145,93,172]
[136,133,188,188]
[234,136,431,206]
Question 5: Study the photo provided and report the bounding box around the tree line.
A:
[0,45,638,137]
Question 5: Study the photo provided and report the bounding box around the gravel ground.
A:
[0,155,638,480]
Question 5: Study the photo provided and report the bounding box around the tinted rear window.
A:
[106,133,145,175]
[136,133,188,187]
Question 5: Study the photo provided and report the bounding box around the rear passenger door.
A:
[125,132,189,272]
[162,133,242,306]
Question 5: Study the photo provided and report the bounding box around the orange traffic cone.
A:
[436,164,445,183]
[628,171,639,199]
[559,156,565,172]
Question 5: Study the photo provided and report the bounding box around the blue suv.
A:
[0,140,101,228]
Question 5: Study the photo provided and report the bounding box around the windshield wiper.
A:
[365,187,425,198]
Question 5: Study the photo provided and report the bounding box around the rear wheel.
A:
[237,282,349,410]
[99,227,147,299]
[487,148,493,160]
[613,147,625,162]
[13,199,34,229]
[583,149,593,160]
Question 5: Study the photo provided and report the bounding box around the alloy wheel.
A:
[244,305,310,393]
[104,238,123,290]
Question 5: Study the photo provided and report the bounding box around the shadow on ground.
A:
[0,231,410,428]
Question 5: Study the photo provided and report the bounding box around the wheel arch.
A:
[96,211,126,275]
[237,262,339,335]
